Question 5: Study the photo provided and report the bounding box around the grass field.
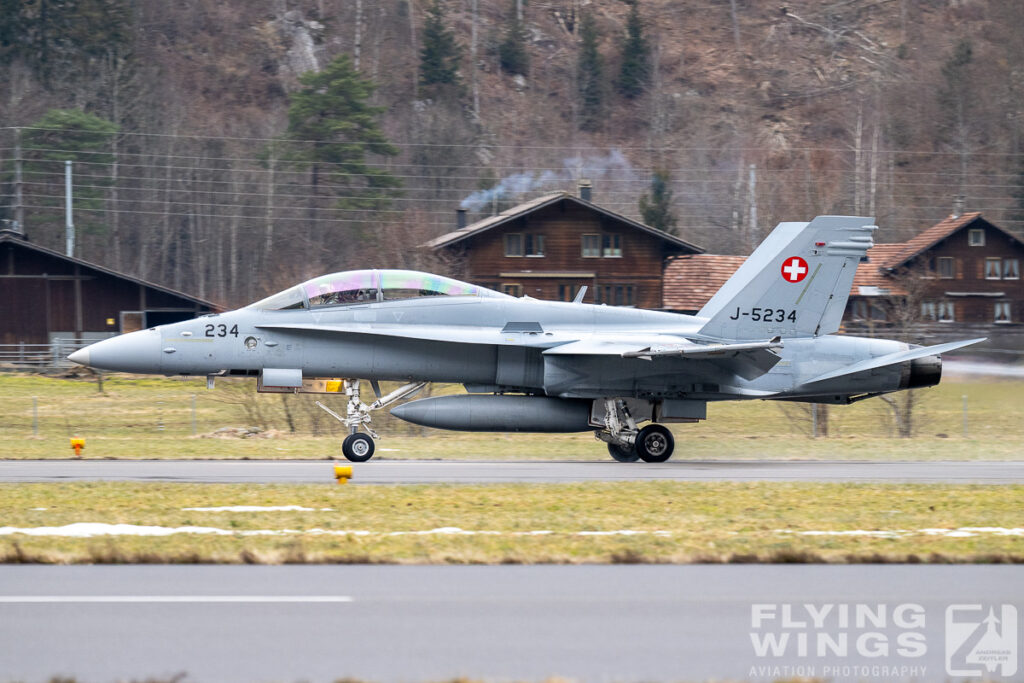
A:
[1,372,1023,460]
[2,481,1023,564]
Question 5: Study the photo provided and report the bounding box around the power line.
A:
[4,128,1024,156]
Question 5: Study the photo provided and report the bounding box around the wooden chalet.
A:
[0,228,216,346]
[425,191,703,309]
[663,212,1024,348]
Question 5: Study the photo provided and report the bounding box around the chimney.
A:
[952,195,965,218]
[578,179,593,202]
[456,208,467,230]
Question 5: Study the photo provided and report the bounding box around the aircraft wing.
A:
[254,322,576,347]
[796,337,986,388]
[544,336,784,380]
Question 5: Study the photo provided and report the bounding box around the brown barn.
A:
[846,212,1023,324]
[662,211,1024,347]
[425,191,703,308]
[0,229,216,351]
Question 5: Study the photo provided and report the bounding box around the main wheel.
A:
[342,432,375,462]
[635,424,674,463]
[607,442,639,462]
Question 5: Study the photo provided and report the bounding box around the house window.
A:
[852,300,868,320]
[504,233,523,257]
[1004,259,1020,280]
[602,234,622,257]
[558,284,582,302]
[581,234,601,258]
[985,257,1002,279]
[502,283,522,297]
[595,284,635,306]
[937,301,955,322]
[525,234,545,257]
[937,257,955,279]
[995,302,1012,323]
[968,229,985,246]
[921,302,937,321]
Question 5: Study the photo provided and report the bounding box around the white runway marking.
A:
[0,595,353,603]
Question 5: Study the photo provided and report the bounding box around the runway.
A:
[2,458,1024,484]
[1,565,1020,682]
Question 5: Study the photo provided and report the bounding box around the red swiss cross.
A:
[781,256,809,283]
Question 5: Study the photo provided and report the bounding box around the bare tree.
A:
[875,264,935,438]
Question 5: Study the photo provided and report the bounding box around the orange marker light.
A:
[70,437,85,458]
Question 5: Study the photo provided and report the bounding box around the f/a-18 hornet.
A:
[70,216,982,463]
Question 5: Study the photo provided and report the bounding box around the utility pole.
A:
[747,163,757,251]
[354,0,363,70]
[65,160,75,257]
[471,0,480,121]
[13,128,24,234]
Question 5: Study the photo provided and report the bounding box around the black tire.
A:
[342,433,375,462]
[635,424,674,463]
[607,442,639,463]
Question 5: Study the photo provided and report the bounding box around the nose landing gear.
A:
[317,379,426,462]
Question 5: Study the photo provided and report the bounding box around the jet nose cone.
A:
[67,348,90,366]
[73,329,163,373]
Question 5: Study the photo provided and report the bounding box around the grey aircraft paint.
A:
[69,216,984,463]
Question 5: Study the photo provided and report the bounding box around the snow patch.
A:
[0,524,678,538]
[182,506,318,512]
[776,527,1024,538]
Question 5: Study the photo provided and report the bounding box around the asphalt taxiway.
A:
[1,565,1020,682]
[1,458,1023,484]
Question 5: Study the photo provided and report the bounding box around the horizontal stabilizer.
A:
[621,336,782,359]
[799,337,986,388]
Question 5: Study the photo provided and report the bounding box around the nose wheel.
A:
[342,433,375,462]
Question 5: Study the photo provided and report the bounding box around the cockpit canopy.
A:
[248,269,509,310]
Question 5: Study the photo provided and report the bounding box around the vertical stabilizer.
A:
[697,216,876,340]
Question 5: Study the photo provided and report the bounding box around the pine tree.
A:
[21,108,119,243]
[0,0,132,83]
[419,0,463,94]
[498,1,530,76]
[577,11,604,131]
[285,55,401,212]
[617,1,650,99]
[639,169,678,235]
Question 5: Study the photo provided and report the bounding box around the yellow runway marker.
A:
[333,465,353,484]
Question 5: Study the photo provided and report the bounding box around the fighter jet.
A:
[69,216,983,463]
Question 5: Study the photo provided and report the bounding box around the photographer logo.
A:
[945,605,1018,677]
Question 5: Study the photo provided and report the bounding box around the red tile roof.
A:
[851,243,909,296]
[663,244,912,310]
[662,254,746,311]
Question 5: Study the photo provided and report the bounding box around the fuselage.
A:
[73,295,926,403]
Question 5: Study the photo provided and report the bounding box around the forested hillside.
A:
[1,0,1023,306]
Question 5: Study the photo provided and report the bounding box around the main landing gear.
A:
[317,379,426,462]
[596,399,676,463]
